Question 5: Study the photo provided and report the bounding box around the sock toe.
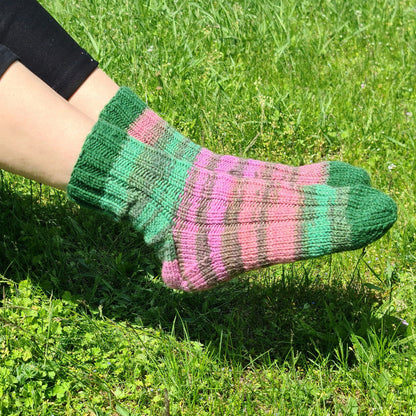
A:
[301,184,396,259]
[347,185,397,249]
[326,161,372,187]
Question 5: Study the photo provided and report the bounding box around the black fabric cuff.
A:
[0,44,19,79]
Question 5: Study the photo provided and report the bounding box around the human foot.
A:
[68,121,396,291]
[100,87,371,187]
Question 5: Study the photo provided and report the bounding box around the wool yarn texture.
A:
[100,87,371,188]
[67,119,397,291]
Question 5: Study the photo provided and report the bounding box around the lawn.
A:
[1,0,416,414]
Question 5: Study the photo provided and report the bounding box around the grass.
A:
[1,0,416,414]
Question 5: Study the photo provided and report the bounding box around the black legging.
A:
[0,0,98,99]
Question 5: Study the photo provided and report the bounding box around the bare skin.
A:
[0,63,119,189]
[0,61,94,189]
[68,68,119,122]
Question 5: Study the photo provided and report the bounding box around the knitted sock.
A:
[99,87,371,187]
[67,120,396,292]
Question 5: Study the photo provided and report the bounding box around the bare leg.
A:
[0,62,94,190]
[68,68,119,122]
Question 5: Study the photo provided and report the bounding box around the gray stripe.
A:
[228,158,247,177]
[261,161,275,180]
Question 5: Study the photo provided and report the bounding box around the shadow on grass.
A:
[0,181,406,366]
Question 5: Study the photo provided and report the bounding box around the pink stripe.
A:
[185,170,211,217]
[266,185,301,262]
[241,177,267,200]
[171,166,209,288]
[162,259,191,291]
[194,148,215,169]
[243,158,263,178]
[238,218,260,270]
[215,155,239,174]
[174,224,200,288]
[237,179,268,270]
[297,163,325,185]
[127,108,165,146]
[270,162,292,182]
[206,175,236,280]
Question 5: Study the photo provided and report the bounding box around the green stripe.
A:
[101,132,145,216]
[68,122,188,263]
[100,87,147,131]
[160,129,201,163]
[99,129,190,249]
[326,161,371,187]
[68,121,129,213]
[347,186,396,250]
[302,186,335,258]
[140,157,189,243]
[122,148,190,247]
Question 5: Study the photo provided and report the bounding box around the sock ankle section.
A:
[99,87,371,187]
[68,120,396,292]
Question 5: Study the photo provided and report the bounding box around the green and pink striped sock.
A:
[99,87,371,187]
[67,120,396,292]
